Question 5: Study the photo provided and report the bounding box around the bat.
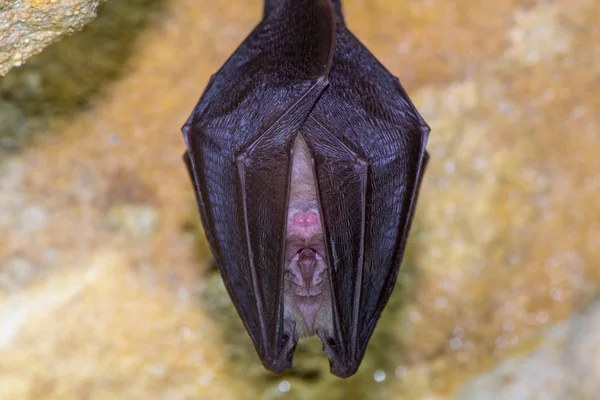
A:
[181,0,430,378]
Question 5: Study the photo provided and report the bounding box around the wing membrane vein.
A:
[236,156,270,353]
[351,158,368,359]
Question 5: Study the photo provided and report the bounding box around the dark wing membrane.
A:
[304,24,430,377]
[264,0,344,22]
[182,0,334,373]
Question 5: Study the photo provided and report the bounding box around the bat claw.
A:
[316,329,336,359]
[282,320,298,350]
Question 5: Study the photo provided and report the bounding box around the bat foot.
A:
[282,319,298,350]
[316,329,337,360]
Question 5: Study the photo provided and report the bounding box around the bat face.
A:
[182,0,430,378]
[284,136,332,338]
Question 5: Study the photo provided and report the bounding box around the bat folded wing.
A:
[302,24,430,378]
[182,0,430,378]
[182,0,335,374]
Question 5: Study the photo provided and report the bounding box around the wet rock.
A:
[561,300,600,398]
[20,205,48,233]
[0,0,598,398]
[505,4,572,66]
[0,0,104,76]
[0,257,33,291]
[0,99,28,153]
[457,299,600,399]
[105,168,160,240]
[0,0,166,155]
[107,203,160,241]
[0,251,229,399]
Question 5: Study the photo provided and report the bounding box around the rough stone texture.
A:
[0,0,165,154]
[0,0,104,76]
[0,0,599,399]
[457,299,600,400]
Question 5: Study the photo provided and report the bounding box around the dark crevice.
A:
[0,0,167,159]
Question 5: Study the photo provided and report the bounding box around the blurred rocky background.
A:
[0,0,598,399]
[0,0,105,76]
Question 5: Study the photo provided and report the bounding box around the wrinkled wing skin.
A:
[182,0,334,373]
[304,24,430,377]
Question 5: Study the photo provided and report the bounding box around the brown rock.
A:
[0,0,104,76]
[0,0,598,398]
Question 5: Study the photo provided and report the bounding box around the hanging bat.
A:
[181,0,430,378]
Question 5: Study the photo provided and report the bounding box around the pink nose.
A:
[288,210,322,239]
[292,211,318,227]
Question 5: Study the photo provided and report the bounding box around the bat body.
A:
[182,0,430,378]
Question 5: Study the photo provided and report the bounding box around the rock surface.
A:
[0,0,104,76]
[0,0,599,399]
[457,299,600,400]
